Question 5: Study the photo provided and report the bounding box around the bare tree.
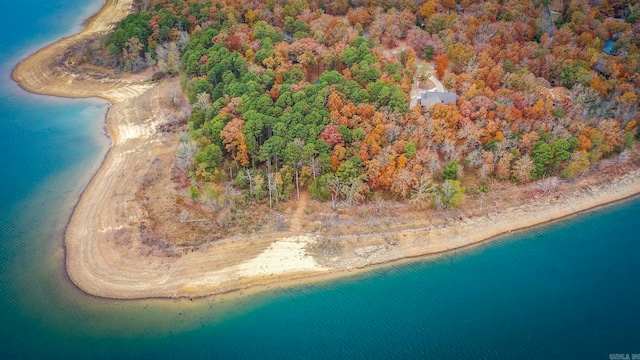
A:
[309,156,321,181]
[176,133,198,174]
[495,151,514,180]
[536,176,558,195]
[193,92,211,111]
[391,168,417,198]
[340,175,368,206]
[427,152,442,177]
[440,139,460,163]
[156,42,181,74]
[409,175,435,210]
[242,168,256,198]
[267,172,279,209]
[175,31,190,52]
[415,63,432,87]
[465,149,483,171]
[513,155,534,183]
[328,175,342,211]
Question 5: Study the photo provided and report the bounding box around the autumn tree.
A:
[391,168,417,198]
[319,124,345,148]
[512,155,534,183]
[419,1,437,21]
[409,175,435,210]
[434,54,449,78]
[221,118,250,167]
[495,152,514,180]
[162,0,639,211]
[562,151,591,179]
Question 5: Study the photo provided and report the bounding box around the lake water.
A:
[1,1,639,358]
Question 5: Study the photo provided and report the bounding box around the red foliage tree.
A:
[318,124,345,148]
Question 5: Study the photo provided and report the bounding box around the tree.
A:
[327,92,344,112]
[285,139,304,199]
[336,159,360,181]
[404,142,417,159]
[319,124,345,148]
[221,118,250,167]
[340,175,368,206]
[446,43,474,73]
[443,160,458,180]
[267,172,280,209]
[562,151,590,179]
[423,45,435,60]
[419,1,437,20]
[328,174,342,210]
[123,37,144,71]
[156,42,180,74]
[551,139,571,168]
[391,168,417,198]
[560,62,592,89]
[409,175,435,210]
[532,141,553,178]
[512,155,534,183]
[241,168,256,199]
[434,180,465,210]
[425,13,455,35]
[434,54,449,78]
[495,152,514,180]
[309,173,331,201]
[193,92,211,111]
[176,133,198,181]
[303,143,320,181]
[415,64,432,87]
[194,144,223,171]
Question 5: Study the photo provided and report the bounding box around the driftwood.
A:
[556,189,576,212]
[179,218,209,223]
[178,210,209,223]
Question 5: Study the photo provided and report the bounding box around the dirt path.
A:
[289,191,310,232]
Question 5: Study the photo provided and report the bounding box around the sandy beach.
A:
[11,0,640,299]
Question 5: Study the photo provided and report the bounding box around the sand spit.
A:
[11,0,147,103]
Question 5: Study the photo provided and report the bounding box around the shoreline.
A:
[11,0,149,103]
[12,0,640,300]
[210,189,640,304]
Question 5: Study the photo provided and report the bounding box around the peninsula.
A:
[12,0,640,299]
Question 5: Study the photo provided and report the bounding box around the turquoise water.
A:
[1,1,640,358]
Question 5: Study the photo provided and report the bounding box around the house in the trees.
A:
[420,91,459,107]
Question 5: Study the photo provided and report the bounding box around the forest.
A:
[97,0,640,212]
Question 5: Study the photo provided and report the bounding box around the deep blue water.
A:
[1,1,639,359]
